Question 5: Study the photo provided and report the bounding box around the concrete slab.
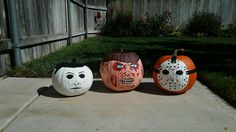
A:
[0,77,51,131]
[3,78,236,132]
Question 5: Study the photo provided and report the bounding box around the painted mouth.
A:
[71,87,81,89]
[120,78,134,84]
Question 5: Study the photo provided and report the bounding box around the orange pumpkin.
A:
[153,49,197,94]
[100,51,144,91]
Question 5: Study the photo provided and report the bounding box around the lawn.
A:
[7,36,236,107]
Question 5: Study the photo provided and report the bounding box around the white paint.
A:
[157,59,189,91]
[52,66,93,96]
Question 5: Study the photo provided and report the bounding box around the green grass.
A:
[198,71,236,107]
[7,36,236,107]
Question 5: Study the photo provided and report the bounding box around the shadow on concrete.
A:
[37,81,176,97]
[90,80,175,96]
[37,86,72,98]
[135,82,176,96]
[89,80,125,93]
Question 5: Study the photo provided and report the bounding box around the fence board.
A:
[0,0,106,76]
[71,3,85,33]
[0,0,8,39]
[16,0,67,39]
[0,54,10,75]
[109,0,236,27]
[21,40,67,63]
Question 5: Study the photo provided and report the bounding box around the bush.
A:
[133,12,175,36]
[221,22,236,37]
[101,11,175,37]
[186,11,222,36]
[101,13,134,37]
[132,17,150,36]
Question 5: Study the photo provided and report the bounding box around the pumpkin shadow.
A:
[135,82,177,96]
[89,80,121,93]
[37,86,76,98]
[89,80,176,95]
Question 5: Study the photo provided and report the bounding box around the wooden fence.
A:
[0,0,107,76]
[2,0,236,76]
[108,0,236,28]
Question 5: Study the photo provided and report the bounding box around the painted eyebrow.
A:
[66,72,74,74]
[79,71,85,74]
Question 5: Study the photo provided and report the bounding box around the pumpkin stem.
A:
[171,48,184,63]
[173,48,184,56]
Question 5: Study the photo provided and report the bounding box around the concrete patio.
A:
[0,77,236,132]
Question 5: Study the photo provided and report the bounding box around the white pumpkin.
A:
[52,63,93,96]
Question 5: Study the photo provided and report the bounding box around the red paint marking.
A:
[131,62,139,72]
[110,77,117,87]
[130,67,133,71]
[131,73,135,77]
[114,79,117,87]
[123,63,127,70]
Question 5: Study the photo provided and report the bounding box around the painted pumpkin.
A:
[52,62,93,96]
[100,51,144,91]
[153,49,197,94]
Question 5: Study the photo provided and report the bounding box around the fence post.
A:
[67,0,72,45]
[84,0,88,38]
[9,0,22,67]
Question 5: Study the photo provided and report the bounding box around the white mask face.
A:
[156,59,189,91]
[52,66,93,96]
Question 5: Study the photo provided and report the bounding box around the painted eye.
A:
[66,74,74,79]
[113,62,125,71]
[130,63,137,68]
[79,74,85,78]
[176,70,183,75]
[117,64,124,69]
[162,70,169,75]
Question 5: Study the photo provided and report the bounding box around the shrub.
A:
[132,17,150,36]
[221,22,236,37]
[101,13,134,37]
[133,11,175,36]
[101,11,175,37]
[186,11,222,36]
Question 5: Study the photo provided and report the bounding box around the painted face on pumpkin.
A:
[156,59,189,91]
[100,59,143,91]
[52,66,93,96]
